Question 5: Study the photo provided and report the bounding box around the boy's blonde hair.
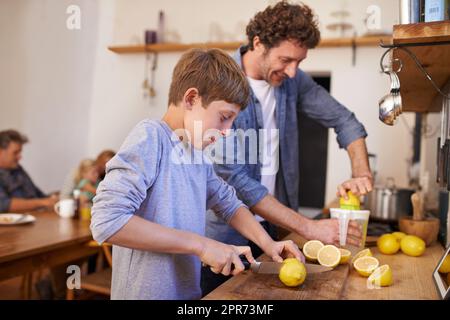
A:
[74,159,97,185]
[168,48,250,109]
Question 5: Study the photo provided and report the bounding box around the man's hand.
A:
[262,239,305,263]
[40,194,59,209]
[306,218,362,247]
[199,239,255,276]
[336,176,373,199]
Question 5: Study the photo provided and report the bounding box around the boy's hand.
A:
[263,240,305,264]
[199,239,255,276]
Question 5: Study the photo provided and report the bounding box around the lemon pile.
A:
[278,258,307,287]
[377,232,426,257]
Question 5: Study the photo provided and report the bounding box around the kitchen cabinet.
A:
[203,232,444,300]
[392,21,450,113]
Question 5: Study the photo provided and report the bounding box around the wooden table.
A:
[204,233,444,300]
[0,211,97,298]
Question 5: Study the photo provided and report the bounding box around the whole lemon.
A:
[438,255,450,273]
[377,234,400,255]
[400,235,426,257]
[339,191,360,210]
[279,258,307,287]
[391,232,407,241]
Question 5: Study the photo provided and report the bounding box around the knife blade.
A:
[239,256,333,274]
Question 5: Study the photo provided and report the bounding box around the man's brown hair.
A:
[0,130,28,149]
[246,1,320,50]
[168,48,249,109]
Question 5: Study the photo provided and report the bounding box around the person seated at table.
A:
[0,129,58,213]
[60,150,115,199]
[95,150,115,181]
[74,159,100,204]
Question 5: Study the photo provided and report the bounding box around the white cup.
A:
[54,199,75,218]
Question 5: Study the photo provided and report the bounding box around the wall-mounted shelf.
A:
[107,35,392,54]
[392,21,450,113]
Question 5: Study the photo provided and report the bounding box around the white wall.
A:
[1,0,419,205]
[0,0,98,192]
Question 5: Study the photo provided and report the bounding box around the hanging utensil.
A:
[148,52,158,98]
[378,58,403,126]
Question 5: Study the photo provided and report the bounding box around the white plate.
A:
[0,213,36,225]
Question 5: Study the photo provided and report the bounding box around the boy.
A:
[90,48,303,300]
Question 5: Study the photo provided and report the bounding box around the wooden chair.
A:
[66,241,112,300]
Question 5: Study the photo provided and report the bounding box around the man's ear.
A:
[253,36,265,55]
[183,88,199,110]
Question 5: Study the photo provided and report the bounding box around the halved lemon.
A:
[317,245,341,268]
[302,240,324,262]
[367,264,393,287]
[353,256,379,277]
[350,248,373,266]
[339,248,352,264]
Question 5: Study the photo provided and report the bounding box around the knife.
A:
[238,256,333,274]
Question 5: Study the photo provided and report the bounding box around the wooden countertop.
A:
[203,233,444,300]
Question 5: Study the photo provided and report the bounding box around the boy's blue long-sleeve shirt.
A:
[90,119,244,300]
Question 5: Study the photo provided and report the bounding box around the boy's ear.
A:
[183,88,200,110]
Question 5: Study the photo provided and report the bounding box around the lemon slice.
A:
[302,240,324,262]
[367,264,393,287]
[350,248,372,266]
[353,256,379,277]
[317,245,341,268]
[339,248,352,264]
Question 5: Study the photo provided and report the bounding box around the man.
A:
[202,1,373,295]
[0,129,57,212]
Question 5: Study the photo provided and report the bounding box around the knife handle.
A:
[230,255,251,271]
[240,255,251,270]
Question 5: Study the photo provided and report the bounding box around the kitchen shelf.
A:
[107,35,392,54]
[392,21,450,113]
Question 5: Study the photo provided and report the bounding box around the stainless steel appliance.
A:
[363,178,415,222]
